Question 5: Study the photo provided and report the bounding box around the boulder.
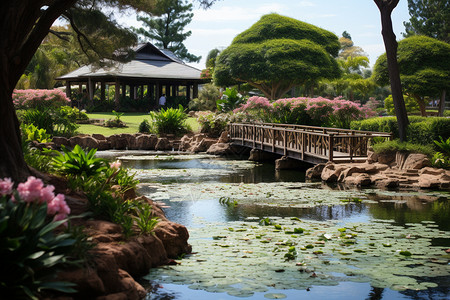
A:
[376,152,396,165]
[135,134,158,150]
[417,174,442,189]
[155,138,172,151]
[275,156,306,170]
[192,138,217,153]
[92,133,107,141]
[108,134,128,150]
[218,131,230,143]
[321,163,348,183]
[154,221,192,258]
[52,136,70,148]
[343,173,372,187]
[248,149,279,162]
[70,136,100,149]
[401,153,431,170]
[206,143,233,155]
[305,164,326,180]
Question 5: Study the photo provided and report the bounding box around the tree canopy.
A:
[373,35,450,115]
[133,0,201,63]
[214,13,341,100]
[403,0,450,42]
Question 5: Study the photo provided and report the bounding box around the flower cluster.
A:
[13,89,71,110]
[233,96,375,128]
[0,176,70,222]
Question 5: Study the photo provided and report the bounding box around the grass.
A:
[77,112,200,136]
[372,139,435,157]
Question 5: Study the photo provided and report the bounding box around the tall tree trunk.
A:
[438,89,446,117]
[0,0,77,182]
[374,0,409,141]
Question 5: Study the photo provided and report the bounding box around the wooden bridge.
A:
[229,123,392,165]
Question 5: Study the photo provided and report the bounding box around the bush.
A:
[13,89,71,110]
[188,83,220,111]
[197,112,229,137]
[0,177,75,299]
[105,110,127,128]
[149,105,190,135]
[139,119,152,133]
[351,116,450,144]
[21,123,52,143]
[384,94,419,115]
[372,140,434,157]
[216,87,245,112]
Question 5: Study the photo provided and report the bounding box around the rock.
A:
[419,167,446,176]
[401,153,431,170]
[366,150,378,163]
[377,152,396,165]
[343,173,372,187]
[154,221,192,258]
[108,135,128,150]
[192,138,217,153]
[92,134,107,141]
[69,136,100,149]
[155,137,172,151]
[135,134,158,150]
[321,163,348,183]
[122,134,137,150]
[96,292,128,300]
[206,143,233,155]
[275,156,306,170]
[417,174,442,189]
[305,164,326,180]
[218,131,230,143]
[248,149,279,161]
[52,136,70,147]
[58,268,105,297]
[97,140,111,151]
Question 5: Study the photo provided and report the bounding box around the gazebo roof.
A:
[56,43,203,82]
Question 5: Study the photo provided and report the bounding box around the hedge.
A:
[350,116,450,146]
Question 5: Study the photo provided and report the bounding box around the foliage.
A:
[133,0,201,63]
[134,203,159,234]
[234,96,372,129]
[216,88,244,112]
[51,145,107,179]
[13,89,71,110]
[118,96,151,112]
[59,106,88,122]
[149,105,190,135]
[105,110,127,128]
[431,152,450,169]
[214,13,341,100]
[0,177,74,299]
[383,94,419,115]
[197,112,229,137]
[434,136,450,156]
[139,119,152,133]
[371,140,434,157]
[21,124,52,143]
[188,83,220,111]
[403,0,450,42]
[351,116,450,144]
[373,36,450,115]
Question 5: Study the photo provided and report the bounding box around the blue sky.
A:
[122,0,410,69]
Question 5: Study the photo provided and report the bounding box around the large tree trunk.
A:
[374,0,409,141]
[413,94,427,117]
[0,0,77,182]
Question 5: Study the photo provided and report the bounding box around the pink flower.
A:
[53,213,68,222]
[17,176,44,202]
[0,177,14,196]
[40,185,55,204]
[109,160,121,169]
[47,194,70,216]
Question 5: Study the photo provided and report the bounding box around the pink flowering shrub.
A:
[13,89,71,110]
[233,96,375,128]
[1,176,70,222]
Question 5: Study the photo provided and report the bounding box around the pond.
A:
[99,151,450,300]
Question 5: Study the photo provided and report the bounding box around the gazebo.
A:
[56,42,206,109]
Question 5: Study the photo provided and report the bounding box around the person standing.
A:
[159,93,166,107]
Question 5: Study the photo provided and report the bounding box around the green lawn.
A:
[77,112,200,136]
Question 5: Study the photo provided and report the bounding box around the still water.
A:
[99,151,450,300]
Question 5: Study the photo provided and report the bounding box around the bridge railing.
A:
[228,123,392,163]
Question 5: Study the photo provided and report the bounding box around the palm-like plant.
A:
[51,145,107,178]
[149,105,189,135]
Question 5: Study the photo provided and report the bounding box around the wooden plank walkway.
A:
[229,123,392,165]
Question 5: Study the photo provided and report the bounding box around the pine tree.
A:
[134,0,201,63]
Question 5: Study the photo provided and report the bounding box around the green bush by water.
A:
[149,105,190,135]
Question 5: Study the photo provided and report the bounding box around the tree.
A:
[214,14,341,100]
[0,0,216,182]
[373,0,409,142]
[134,0,201,63]
[373,35,450,116]
[403,0,450,42]
[205,48,221,69]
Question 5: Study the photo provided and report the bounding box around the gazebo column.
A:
[186,84,191,102]
[140,85,144,99]
[156,82,161,102]
[88,78,94,103]
[100,81,106,102]
[130,85,135,99]
[66,81,72,100]
[172,85,177,97]
[79,83,83,94]
[122,84,126,97]
[193,84,198,99]
[115,80,120,108]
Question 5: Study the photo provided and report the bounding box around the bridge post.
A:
[301,132,305,160]
[272,126,275,153]
[329,134,334,162]
[283,129,287,156]
[253,124,256,148]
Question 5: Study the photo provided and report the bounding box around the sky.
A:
[121,0,410,69]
